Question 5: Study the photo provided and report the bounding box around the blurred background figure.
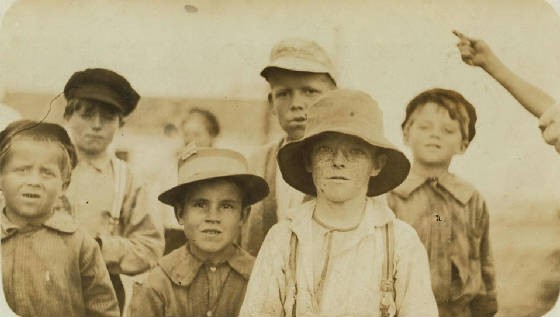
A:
[161,108,222,254]
[179,107,220,147]
[0,88,21,131]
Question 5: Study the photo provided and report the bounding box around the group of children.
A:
[1,30,559,317]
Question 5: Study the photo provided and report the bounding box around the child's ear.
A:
[240,206,251,223]
[268,93,278,116]
[458,140,469,154]
[402,127,410,146]
[370,153,388,177]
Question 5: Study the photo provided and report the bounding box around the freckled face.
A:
[306,133,383,203]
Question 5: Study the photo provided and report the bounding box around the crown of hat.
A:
[270,39,333,67]
[305,89,385,140]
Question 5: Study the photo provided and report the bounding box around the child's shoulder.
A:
[42,211,80,235]
[443,173,486,203]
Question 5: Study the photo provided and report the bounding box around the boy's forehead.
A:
[184,178,244,200]
[4,138,65,162]
[412,102,456,119]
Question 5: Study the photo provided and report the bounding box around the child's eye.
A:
[12,166,28,173]
[41,169,56,177]
[79,111,95,119]
[101,112,118,122]
[349,148,366,156]
[221,203,234,210]
[316,145,333,154]
[192,201,207,208]
[303,88,320,96]
[274,90,289,98]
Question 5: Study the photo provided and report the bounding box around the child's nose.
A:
[205,207,221,223]
[290,92,306,111]
[25,170,42,186]
[332,149,347,167]
[91,113,103,129]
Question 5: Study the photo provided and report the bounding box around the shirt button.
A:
[206,310,213,316]
[209,266,216,272]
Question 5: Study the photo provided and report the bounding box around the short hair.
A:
[173,178,250,221]
[402,88,477,143]
[0,120,77,187]
[182,108,220,138]
[63,98,124,125]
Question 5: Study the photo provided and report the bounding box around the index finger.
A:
[452,30,473,42]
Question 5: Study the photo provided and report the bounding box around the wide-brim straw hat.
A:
[277,89,410,197]
[158,145,269,207]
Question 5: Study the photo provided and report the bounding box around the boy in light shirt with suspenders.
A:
[61,68,164,314]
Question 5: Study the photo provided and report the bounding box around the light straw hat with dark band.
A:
[277,89,410,197]
[158,145,269,207]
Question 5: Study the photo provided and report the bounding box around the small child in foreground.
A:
[0,120,119,317]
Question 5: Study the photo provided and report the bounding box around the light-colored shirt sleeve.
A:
[539,103,560,153]
[100,173,165,275]
[394,221,439,317]
[239,224,289,317]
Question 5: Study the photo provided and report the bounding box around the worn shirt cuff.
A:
[98,234,125,266]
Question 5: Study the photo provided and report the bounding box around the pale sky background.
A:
[1,2,560,316]
[1,0,560,203]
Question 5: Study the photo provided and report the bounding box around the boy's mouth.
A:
[201,229,222,235]
[22,193,41,199]
[425,143,441,149]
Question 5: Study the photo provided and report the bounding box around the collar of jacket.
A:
[159,242,254,287]
[1,209,78,240]
[391,171,475,205]
[288,196,396,239]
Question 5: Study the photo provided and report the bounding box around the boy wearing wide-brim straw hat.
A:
[240,89,438,317]
[129,145,269,317]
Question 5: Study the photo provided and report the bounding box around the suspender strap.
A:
[380,221,396,317]
[110,158,127,222]
[284,232,298,317]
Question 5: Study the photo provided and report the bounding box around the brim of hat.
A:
[260,57,336,83]
[158,173,270,207]
[277,131,410,197]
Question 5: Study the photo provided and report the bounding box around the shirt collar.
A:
[159,242,254,287]
[1,209,78,240]
[77,153,114,173]
[289,196,396,238]
[392,170,475,205]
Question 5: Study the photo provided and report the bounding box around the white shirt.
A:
[240,197,438,317]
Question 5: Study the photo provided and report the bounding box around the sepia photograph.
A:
[0,0,559,316]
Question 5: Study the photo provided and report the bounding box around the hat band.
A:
[177,155,248,184]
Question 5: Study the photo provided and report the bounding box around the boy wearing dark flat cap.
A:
[129,145,269,317]
[61,68,164,313]
[240,89,438,317]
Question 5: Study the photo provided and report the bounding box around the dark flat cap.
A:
[63,68,140,117]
